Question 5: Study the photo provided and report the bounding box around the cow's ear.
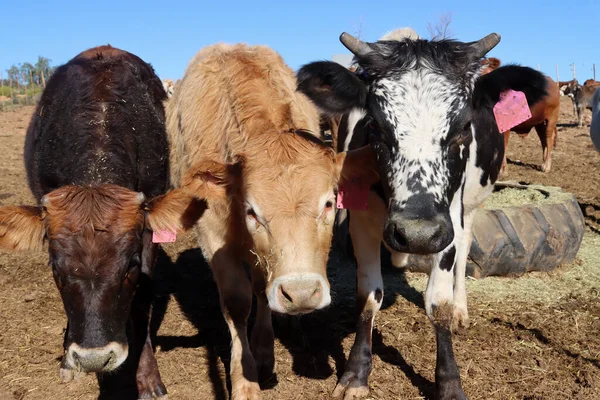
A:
[473,65,548,110]
[297,61,367,115]
[335,145,379,185]
[0,205,45,252]
[145,159,241,233]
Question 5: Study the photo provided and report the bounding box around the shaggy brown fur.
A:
[42,185,144,237]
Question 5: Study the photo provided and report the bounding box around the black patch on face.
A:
[439,246,456,271]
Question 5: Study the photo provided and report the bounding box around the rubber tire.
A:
[403,183,585,278]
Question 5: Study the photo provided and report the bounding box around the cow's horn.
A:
[469,33,501,58]
[340,32,372,57]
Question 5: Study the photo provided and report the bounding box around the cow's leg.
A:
[451,209,477,332]
[250,276,275,384]
[535,122,552,172]
[136,320,168,400]
[333,191,386,400]
[425,200,466,400]
[500,131,510,174]
[212,250,260,400]
[577,104,584,127]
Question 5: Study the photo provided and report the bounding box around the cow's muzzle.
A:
[65,342,128,373]
[268,273,331,315]
[384,198,454,254]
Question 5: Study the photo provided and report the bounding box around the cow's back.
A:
[166,43,320,186]
[24,45,169,201]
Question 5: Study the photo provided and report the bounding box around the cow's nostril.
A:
[393,225,408,248]
[279,286,293,303]
[311,286,321,299]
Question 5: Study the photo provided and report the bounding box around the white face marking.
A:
[374,70,466,206]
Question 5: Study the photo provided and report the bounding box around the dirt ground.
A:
[1,97,600,400]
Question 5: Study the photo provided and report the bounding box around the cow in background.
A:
[166,43,375,399]
[298,28,550,399]
[481,56,501,74]
[479,57,559,172]
[0,45,227,399]
[502,76,560,172]
[574,82,600,127]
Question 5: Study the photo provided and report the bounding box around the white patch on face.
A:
[374,70,466,206]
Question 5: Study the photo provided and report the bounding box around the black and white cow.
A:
[298,29,549,399]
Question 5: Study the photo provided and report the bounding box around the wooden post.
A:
[594,64,596,81]
[537,64,541,71]
[572,63,577,80]
[556,64,559,82]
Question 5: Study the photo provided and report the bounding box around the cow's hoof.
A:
[231,380,261,400]
[59,367,74,383]
[436,384,467,400]
[137,377,167,400]
[332,372,370,400]
[59,367,86,383]
[452,307,469,332]
[255,351,275,384]
[138,395,168,400]
[541,164,551,173]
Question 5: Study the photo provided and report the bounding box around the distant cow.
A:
[166,44,374,399]
[584,79,600,86]
[590,88,600,151]
[479,58,559,172]
[503,76,560,172]
[481,56,501,74]
[0,45,225,399]
[574,83,600,127]
[298,29,549,399]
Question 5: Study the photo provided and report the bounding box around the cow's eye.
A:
[463,121,472,132]
[247,208,257,220]
[130,254,141,268]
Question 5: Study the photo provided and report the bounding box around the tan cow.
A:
[166,44,375,399]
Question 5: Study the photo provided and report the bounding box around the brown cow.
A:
[166,44,375,399]
[0,45,229,398]
[503,76,560,172]
[480,58,560,172]
[481,56,501,74]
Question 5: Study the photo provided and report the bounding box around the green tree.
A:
[35,56,51,87]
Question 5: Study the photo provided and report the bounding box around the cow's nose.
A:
[269,275,330,315]
[385,215,453,254]
[66,343,128,372]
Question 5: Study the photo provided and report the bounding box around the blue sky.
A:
[1,1,598,82]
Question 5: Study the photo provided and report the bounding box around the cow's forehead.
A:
[372,69,468,145]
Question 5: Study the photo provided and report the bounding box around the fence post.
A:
[537,64,540,71]
[556,64,559,82]
[594,64,596,81]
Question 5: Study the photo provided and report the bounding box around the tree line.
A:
[1,56,56,106]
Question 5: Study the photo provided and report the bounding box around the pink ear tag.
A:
[493,89,531,133]
[152,229,177,243]
[336,179,369,211]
